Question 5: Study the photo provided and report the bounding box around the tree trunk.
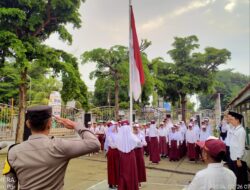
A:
[16,69,27,143]
[114,79,119,120]
[180,93,187,123]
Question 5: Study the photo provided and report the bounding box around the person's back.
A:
[4,105,100,190]
[9,135,82,189]
[185,137,236,190]
[187,163,236,190]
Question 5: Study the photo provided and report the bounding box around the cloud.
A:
[140,17,165,31]
[172,0,216,17]
[224,0,248,12]
[139,0,216,32]
[224,0,237,12]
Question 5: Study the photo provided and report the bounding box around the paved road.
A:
[0,152,206,190]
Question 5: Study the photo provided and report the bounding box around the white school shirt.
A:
[199,130,210,141]
[135,133,147,148]
[193,125,200,140]
[168,132,181,146]
[186,129,198,143]
[98,125,105,134]
[176,130,183,143]
[180,125,187,138]
[145,128,150,137]
[228,125,246,160]
[106,134,118,149]
[158,127,167,137]
[206,124,213,135]
[90,127,99,135]
[185,163,236,190]
[104,126,108,135]
[149,124,158,137]
[139,128,145,137]
[165,122,174,132]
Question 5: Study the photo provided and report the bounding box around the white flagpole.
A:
[129,0,133,126]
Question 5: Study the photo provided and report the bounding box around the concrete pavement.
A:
[0,152,206,190]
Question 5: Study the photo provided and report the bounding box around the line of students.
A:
[142,115,212,164]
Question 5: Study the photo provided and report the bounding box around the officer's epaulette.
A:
[2,143,18,175]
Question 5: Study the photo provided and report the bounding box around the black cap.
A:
[27,105,52,121]
[228,111,243,121]
[166,114,171,118]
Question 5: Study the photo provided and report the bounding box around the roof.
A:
[227,82,250,108]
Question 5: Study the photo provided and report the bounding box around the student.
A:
[158,122,168,158]
[185,137,236,190]
[116,120,139,190]
[186,124,198,161]
[105,121,119,189]
[168,125,181,161]
[133,124,147,187]
[149,120,160,164]
[199,122,210,141]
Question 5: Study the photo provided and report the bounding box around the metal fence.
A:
[0,103,18,140]
[49,106,84,137]
[0,103,84,140]
[90,106,167,124]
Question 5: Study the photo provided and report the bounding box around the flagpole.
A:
[129,0,133,126]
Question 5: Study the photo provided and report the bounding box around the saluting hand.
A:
[54,116,77,129]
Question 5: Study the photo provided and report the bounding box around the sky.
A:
[45,0,250,91]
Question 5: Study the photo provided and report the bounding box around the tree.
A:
[0,63,20,103]
[82,41,154,119]
[0,0,88,143]
[0,63,62,105]
[82,45,128,119]
[152,35,231,122]
[199,69,250,111]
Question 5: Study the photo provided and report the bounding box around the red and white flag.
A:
[129,6,145,101]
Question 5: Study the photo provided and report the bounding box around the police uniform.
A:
[3,106,100,190]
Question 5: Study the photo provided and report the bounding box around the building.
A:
[227,82,250,145]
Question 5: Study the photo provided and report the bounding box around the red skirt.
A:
[107,147,120,186]
[149,137,160,163]
[98,134,105,151]
[187,143,196,160]
[180,141,186,158]
[159,136,168,155]
[144,136,150,155]
[118,150,139,190]
[134,148,146,183]
[169,140,180,161]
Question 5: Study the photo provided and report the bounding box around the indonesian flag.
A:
[129,6,145,101]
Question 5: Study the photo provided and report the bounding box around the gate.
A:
[0,103,18,140]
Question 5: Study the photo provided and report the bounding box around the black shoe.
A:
[109,185,114,189]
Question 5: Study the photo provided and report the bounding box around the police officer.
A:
[3,105,100,190]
